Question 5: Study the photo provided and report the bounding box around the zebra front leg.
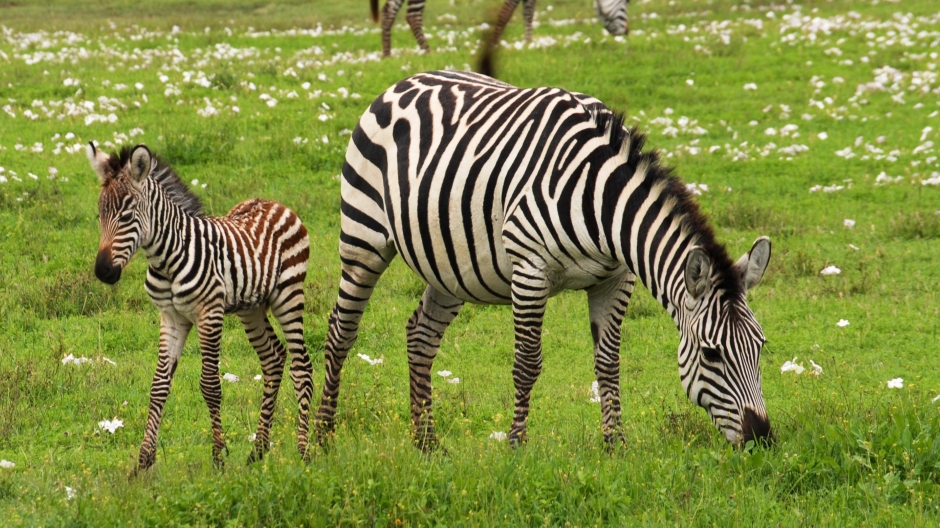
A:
[407,285,463,451]
[381,0,406,57]
[405,0,430,53]
[197,307,228,468]
[508,267,549,447]
[490,0,522,49]
[270,284,314,462]
[522,0,536,42]
[587,272,635,448]
[238,307,287,464]
[135,310,192,474]
[316,256,391,445]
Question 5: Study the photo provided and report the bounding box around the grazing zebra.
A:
[317,71,774,450]
[371,0,628,57]
[88,143,314,471]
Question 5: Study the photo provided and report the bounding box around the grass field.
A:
[1,0,940,524]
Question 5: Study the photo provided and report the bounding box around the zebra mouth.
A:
[95,252,123,285]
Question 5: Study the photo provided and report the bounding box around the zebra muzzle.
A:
[95,249,123,285]
[741,407,774,447]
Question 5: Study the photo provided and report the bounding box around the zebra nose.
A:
[741,407,773,447]
[95,250,122,284]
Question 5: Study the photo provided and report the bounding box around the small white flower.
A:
[818,132,828,140]
[887,378,904,389]
[266,99,277,108]
[809,360,823,376]
[97,418,124,434]
[65,486,77,500]
[357,353,384,366]
[447,377,461,384]
[781,357,805,375]
[743,83,757,91]
[100,357,116,366]
[843,219,855,228]
[222,373,239,383]
[836,319,850,328]
[589,380,601,402]
[135,82,144,90]
[437,370,452,377]
[489,431,507,441]
[764,128,777,136]
[62,353,92,365]
[848,244,860,251]
[820,266,841,275]
[321,135,329,144]
[254,374,263,381]
[248,433,257,442]
[0,460,14,469]
[302,82,311,90]
[932,394,940,403]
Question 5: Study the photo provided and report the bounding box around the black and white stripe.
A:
[89,143,314,471]
[372,0,628,57]
[316,71,772,449]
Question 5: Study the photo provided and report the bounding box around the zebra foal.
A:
[88,143,314,471]
[317,71,774,450]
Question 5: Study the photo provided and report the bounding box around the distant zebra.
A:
[317,71,774,449]
[372,0,628,57]
[88,144,314,472]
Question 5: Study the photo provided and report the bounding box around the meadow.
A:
[1,0,940,524]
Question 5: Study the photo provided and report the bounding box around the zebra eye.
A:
[701,347,722,363]
[119,210,134,221]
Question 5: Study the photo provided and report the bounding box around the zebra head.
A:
[87,143,153,285]
[680,236,772,446]
[595,0,629,35]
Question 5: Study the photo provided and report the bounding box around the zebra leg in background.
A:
[197,307,228,468]
[270,287,314,461]
[405,0,430,53]
[135,310,192,474]
[586,272,635,448]
[508,266,549,446]
[239,307,287,464]
[315,254,392,444]
[522,0,536,42]
[490,0,522,49]
[407,285,464,451]
[380,0,406,57]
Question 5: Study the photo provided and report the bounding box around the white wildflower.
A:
[97,418,124,434]
[65,487,77,500]
[819,266,841,275]
[437,370,452,377]
[809,360,823,376]
[254,374,262,381]
[836,319,850,328]
[357,353,384,366]
[489,431,507,441]
[0,460,14,469]
[887,378,903,389]
[844,219,855,228]
[589,380,601,402]
[743,83,757,91]
[447,377,460,384]
[781,357,805,375]
[817,132,828,140]
[222,373,239,383]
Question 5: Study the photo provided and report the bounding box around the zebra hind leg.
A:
[404,0,430,53]
[407,285,463,451]
[586,272,635,449]
[508,266,550,447]
[269,282,314,462]
[238,307,287,464]
[381,0,406,57]
[197,307,229,468]
[490,0,522,49]
[522,0,536,42]
[315,252,392,447]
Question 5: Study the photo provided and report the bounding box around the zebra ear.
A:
[86,141,110,181]
[128,144,152,184]
[734,236,772,292]
[684,247,712,302]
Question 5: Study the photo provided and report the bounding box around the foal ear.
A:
[128,144,152,184]
[733,236,772,292]
[684,247,712,302]
[86,141,110,181]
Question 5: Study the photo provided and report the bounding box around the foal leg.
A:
[586,272,635,447]
[136,310,191,473]
[407,285,463,451]
[197,306,228,468]
[405,0,430,53]
[522,0,536,42]
[381,0,406,57]
[238,307,287,463]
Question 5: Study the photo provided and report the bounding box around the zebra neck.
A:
[138,181,209,275]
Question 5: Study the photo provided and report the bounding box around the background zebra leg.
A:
[586,273,635,448]
[380,0,406,57]
[490,0,522,49]
[238,307,286,464]
[315,257,390,445]
[508,267,549,446]
[197,308,228,468]
[136,311,191,474]
[522,0,536,42]
[270,291,314,462]
[407,285,463,451]
[404,0,430,53]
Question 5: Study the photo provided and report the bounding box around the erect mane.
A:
[108,146,204,217]
[593,111,743,300]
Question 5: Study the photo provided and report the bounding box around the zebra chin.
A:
[94,250,123,285]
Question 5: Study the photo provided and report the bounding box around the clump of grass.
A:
[888,211,940,240]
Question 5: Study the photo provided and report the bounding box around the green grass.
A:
[2,0,940,524]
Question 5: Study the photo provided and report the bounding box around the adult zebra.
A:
[88,144,314,472]
[372,0,628,57]
[317,71,773,449]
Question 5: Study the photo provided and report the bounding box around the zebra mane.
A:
[595,111,743,300]
[107,146,204,217]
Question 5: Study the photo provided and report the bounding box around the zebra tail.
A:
[370,0,379,23]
